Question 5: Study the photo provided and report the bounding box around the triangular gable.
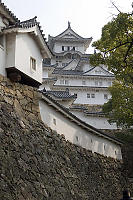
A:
[50,24,91,41]
[59,29,82,40]
[83,66,114,76]
[62,59,79,70]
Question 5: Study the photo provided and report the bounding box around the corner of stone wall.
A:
[0,74,41,126]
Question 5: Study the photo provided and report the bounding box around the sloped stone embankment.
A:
[0,75,132,200]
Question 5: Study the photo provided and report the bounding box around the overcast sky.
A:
[2,0,133,53]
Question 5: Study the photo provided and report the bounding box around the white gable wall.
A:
[0,35,6,76]
[15,33,42,83]
[39,99,122,160]
[0,15,7,76]
[53,41,85,54]
[72,89,111,105]
[6,34,16,68]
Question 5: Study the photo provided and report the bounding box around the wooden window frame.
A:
[30,57,36,71]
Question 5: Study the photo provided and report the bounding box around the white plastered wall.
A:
[0,16,7,76]
[6,33,16,68]
[39,99,122,160]
[15,33,42,83]
[53,41,85,54]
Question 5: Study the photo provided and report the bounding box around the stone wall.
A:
[0,74,41,127]
[0,75,133,199]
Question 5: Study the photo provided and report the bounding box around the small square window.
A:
[53,118,56,125]
[104,94,108,99]
[76,136,79,142]
[87,93,90,98]
[67,46,70,51]
[30,57,36,71]
[91,94,95,98]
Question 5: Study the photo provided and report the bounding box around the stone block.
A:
[31,104,39,113]
[16,90,23,99]
[23,89,33,99]
[4,96,14,105]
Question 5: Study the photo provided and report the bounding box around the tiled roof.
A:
[42,88,77,99]
[0,1,19,23]
[4,16,44,36]
[41,92,123,145]
[53,69,83,75]
[53,85,108,89]
[3,16,50,49]
[83,66,114,77]
[70,104,105,116]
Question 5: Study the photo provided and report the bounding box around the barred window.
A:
[87,93,90,98]
[91,94,95,98]
[30,57,36,71]
[104,94,108,99]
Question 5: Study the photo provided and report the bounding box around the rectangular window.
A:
[62,46,64,51]
[67,46,70,51]
[53,118,56,125]
[30,57,36,71]
[87,93,90,98]
[73,47,75,51]
[65,80,69,85]
[95,70,101,74]
[91,94,95,98]
[104,94,108,99]
[60,79,69,85]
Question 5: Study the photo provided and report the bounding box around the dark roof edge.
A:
[0,1,20,23]
[40,92,123,145]
[48,25,92,41]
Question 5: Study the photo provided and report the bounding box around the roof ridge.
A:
[0,1,20,23]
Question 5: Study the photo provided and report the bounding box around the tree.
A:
[89,7,133,128]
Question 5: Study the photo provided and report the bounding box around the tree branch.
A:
[123,40,133,63]
[110,0,121,13]
[104,41,131,54]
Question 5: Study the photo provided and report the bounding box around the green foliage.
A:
[90,12,133,82]
[90,10,133,128]
[115,130,133,144]
[103,81,133,128]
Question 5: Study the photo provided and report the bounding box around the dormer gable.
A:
[48,22,92,52]
[83,66,114,77]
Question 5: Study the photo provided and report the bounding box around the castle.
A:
[41,22,116,130]
[0,1,122,160]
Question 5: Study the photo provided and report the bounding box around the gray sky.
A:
[2,0,133,53]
